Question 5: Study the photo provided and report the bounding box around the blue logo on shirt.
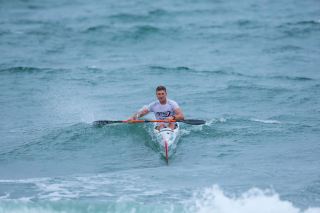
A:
[156,111,171,119]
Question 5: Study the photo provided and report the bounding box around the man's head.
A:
[156,85,167,103]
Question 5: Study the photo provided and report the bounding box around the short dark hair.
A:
[156,85,167,93]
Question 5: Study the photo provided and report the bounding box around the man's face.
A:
[156,90,167,102]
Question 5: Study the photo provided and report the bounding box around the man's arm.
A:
[173,108,184,120]
[129,108,149,120]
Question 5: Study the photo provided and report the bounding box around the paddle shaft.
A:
[93,119,205,125]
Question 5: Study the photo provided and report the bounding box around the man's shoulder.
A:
[147,101,159,108]
[167,99,179,107]
[167,99,178,104]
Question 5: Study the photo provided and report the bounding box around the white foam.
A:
[80,111,95,124]
[205,118,227,126]
[251,118,281,124]
[180,129,191,136]
[216,117,227,123]
[188,185,320,213]
[181,117,228,135]
[0,177,49,183]
[1,175,319,213]
[0,174,141,201]
[0,194,9,200]
[180,125,203,137]
[0,206,54,213]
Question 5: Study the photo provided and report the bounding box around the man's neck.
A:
[159,99,167,105]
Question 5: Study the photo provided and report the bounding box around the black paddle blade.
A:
[93,120,123,126]
[181,119,206,125]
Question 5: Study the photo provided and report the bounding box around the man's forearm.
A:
[174,113,184,120]
[132,109,148,119]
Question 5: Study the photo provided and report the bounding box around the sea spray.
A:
[188,185,320,213]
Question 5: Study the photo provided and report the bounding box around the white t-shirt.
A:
[146,99,180,120]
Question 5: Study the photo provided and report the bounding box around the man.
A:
[128,85,184,130]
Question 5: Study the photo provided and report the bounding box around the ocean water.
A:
[0,0,320,212]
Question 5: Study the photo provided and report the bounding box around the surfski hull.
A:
[153,123,180,163]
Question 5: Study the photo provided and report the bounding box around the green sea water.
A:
[0,0,320,212]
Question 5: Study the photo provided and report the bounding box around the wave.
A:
[106,25,178,42]
[0,121,126,160]
[0,201,180,213]
[0,66,65,75]
[84,25,111,33]
[188,185,320,213]
[0,30,11,36]
[82,24,174,43]
[0,121,156,161]
[226,84,291,93]
[282,20,320,27]
[0,173,165,202]
[149,66,246,77]
[109,13,147,22]
[270,75,314,81]
[148,66,315,83]
[205,117,282,126]
[109,9,168,22]
[148,9,168,16]
[277,20,320,37]
[177,115,298,140]
[133,25,160,34]
[0,66,43,73]
[233,19,262,29]
[0,183,318,213]
[180,118,227,137]
[263,45,304,54]
[0,123,91,159]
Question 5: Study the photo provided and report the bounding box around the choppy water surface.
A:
[0,0,320,212]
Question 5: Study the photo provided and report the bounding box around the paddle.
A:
[93,119,205,126]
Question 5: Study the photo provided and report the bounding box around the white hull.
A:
[153,123,180,162]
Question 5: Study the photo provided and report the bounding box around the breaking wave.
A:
[188,185,320,213]
[0,184,319,213]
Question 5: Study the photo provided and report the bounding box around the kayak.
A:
[153,122,180,163]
